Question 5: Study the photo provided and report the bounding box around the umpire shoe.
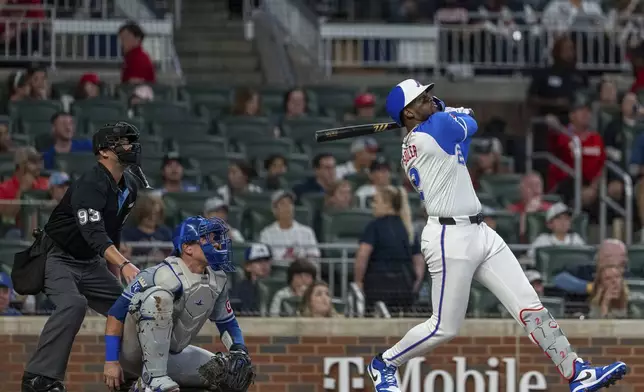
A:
[368,354,401,392]
[21,372,67,392]
[569,358,628,392]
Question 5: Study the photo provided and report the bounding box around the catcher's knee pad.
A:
[520,307,575,369]
[129,286,174,380]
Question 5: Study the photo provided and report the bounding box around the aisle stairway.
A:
[174,0,263,85]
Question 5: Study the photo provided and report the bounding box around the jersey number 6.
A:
[407,167,425,201]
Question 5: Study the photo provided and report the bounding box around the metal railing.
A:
[525,117,582,215]
[599,160,634,245]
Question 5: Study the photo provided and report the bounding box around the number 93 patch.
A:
[77,208,101,225]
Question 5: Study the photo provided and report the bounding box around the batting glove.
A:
[432,96,445,111]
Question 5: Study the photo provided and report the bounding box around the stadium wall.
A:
[0,317,643,392]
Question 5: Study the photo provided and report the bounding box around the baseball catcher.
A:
[102,216,256,392]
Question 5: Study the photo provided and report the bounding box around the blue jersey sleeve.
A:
[210,280,245,347]
[423,111,477,143]
[106,266,160,322]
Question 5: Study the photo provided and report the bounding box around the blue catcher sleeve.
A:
[107,266,158,322]
[210,281,245,350]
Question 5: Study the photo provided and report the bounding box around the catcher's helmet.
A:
[172,216,234,272]
[92,121,141,166]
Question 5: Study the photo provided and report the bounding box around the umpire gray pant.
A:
[25,237,123,381]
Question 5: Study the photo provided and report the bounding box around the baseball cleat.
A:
[129,376,179,392]
[368,354,401,392]
[569,358,628,392]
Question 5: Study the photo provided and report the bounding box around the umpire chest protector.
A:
[163,257,226,353]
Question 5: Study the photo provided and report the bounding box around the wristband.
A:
[119,261,130,272]
[105,335,121,362]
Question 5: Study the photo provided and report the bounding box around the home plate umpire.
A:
[12,122,146,392]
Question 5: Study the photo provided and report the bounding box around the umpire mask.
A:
[93,121,142,167]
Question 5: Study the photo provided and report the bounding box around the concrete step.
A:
[185,72,264,85]
[175,38,252,54]
[181,55,260,72]
[175,29,245,41]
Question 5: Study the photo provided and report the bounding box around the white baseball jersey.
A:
[401,110,481,217]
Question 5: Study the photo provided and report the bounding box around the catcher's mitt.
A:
[199,350,256,392]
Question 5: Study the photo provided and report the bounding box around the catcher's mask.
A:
[173,216,235,272]
[93,121,142,167]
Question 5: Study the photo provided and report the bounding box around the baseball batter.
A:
[102,216,255,392]
[367,79,628,392]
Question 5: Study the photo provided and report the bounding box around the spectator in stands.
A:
[119,21,155,84]
[324,180,353,211]
[129,84,154,107]
[0,272,20,316]
[151,152,199,196]
[507,172,552,242]
[26,65,49,100]
[596,77,619,109]
[47,171,70,203]
[74,72,101,100]
[355,156,392,208]
[269,258,317,317]
[604,92,642,168]
[432,0,469,24]
[336,136,379,179]
[282,88,308,119]
[121,193,173,256]
[553,238,629,295]
[41,111,92,170]
[0,117,13,153]
[231,87,261,116]
[293,153,336,199]
[527,35,588,122]
[264,154,288,191]
[230,243,272,316]
[588,265,630,318]
[0,146,47,220]
[216,160,262,204]
[298,281,338,318]
[5,70,29,109]
[354,186,424,310]
[527,202,585,260]
[345,93,377,121]
[259,190,320,261]
[547,100,606,215]
[541,0,605,36]
[525,269,545,297]
[203,196,245,243]
[469,138,504,190]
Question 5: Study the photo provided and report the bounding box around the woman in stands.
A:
[588,265,635,318]
[299,281,339,318]
[231,87,261,116]
[216,160,262,204]
[353,185,424,313]
[74,73,102,100]
[121,193,173,260]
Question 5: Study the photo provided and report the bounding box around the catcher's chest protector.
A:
[165,257,226,353]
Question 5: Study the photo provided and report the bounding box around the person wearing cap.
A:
[0,146,48,220]
[345,92,377,121]
[150,152,199,196]
[546,98,606,212]
[335,136,379,180]
[525,269,545,297]
[216,160,262,204]
[355,156,392,208]
[259,190,320,261]
[268,258,317,317]
[0,271,21,316]
[229,243,273,315]
[203,196,245,243]
[118,21,156,84]
[527,202,585,259]
[41,111,92,170]
[292,153,337,200]
[74,73,101,100]
[48,171,71,203]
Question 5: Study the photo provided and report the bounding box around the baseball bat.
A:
[315,122,400,143]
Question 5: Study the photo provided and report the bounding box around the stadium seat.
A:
[479,173,523,204]
[217,116,275,142]
[258,86,288,114]
[321,209,372,243]
[243,138,297,161]
[0,153,15,179]
[281,117,337,143]
[182,85,231,112]
[162,192,215,227]
[84,117,146,136]
[0,239,29,267]
[73,99,127,120]
[628,246,644,276]
[20,190,54,235]
[134,102,192,122]
[535,246,596,282]
[20,120,52,136]
[478,192,501,209]
[9,100,62,122]
[486,211,520,244]
[540,296,565,318]
[151,119,211,139]
[525,212,589,243]
[306,85,358,115]
[170,136,229,158]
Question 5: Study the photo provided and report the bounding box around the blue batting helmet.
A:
[172,216,234,272]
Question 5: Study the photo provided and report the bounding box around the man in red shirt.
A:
[547,100,606,212]
[0,146,48,221]
[118,21,156,84]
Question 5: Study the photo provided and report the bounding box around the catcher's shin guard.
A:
[129,286,177,388]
